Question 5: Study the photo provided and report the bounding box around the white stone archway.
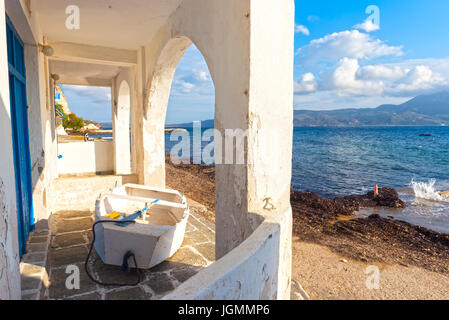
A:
[133,0,293,294]
[113,80,132,175]
[132,1,294,299]
[0,0,295,300]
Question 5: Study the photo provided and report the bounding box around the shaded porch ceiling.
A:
[33,0,184,88]
[31,0,183,50]
[49,60,122,87]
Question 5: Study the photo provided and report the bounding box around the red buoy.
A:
[374,185,379,197]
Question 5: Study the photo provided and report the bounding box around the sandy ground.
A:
[165,160,449,300]
[292,239,449,300]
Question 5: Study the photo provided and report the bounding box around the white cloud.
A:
[61,85,111,106]
[294,72,317,94]
[357,65,407,80]
[296,30,403,67]
[293,27,449,110]
[325,58,384,95]
[195,70,209,81]
[388,65,447,96]
[295,59,449,99]
[354,20,380,32]
[176,80,195,93]
[307,15,320,22]
[169,45,215,98]
[295,24,310,36]
[64,85,111,99]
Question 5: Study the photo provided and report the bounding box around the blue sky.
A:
[62,0,449,124]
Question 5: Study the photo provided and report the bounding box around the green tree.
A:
[63,113,85,132]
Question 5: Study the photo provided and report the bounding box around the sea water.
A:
[291,126,449,234]
[97,124,449,233]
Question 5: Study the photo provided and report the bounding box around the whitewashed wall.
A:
[57,141,114,175]
[0,1,21,300]
[164,208,291,300]
[134,0,294,299]
[5,0,57,224]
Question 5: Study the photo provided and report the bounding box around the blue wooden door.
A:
[6,15,34,257]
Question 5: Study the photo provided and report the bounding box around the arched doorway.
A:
[164,43,216,220]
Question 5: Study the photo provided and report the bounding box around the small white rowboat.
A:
[94,184,189,269]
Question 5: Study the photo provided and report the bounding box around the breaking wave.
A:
[411,179,444,201]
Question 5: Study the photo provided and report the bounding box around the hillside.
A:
[166,119,214,128]
[55,85,103,131]
[165,92,449,128]
[294,92,449,127]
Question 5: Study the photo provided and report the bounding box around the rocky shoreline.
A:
[165,159,449,275]
[291,189,449,274]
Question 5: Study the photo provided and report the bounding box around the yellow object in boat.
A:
[106,212,121,220]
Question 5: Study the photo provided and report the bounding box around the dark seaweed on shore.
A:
[291,188,449,275]
[291,188,405,217]
[165,158,449,275]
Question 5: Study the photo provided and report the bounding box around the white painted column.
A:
[172,0,294,299]
[134,0,293,299]
[245,0,295,300]
[135,39,191,188]
[129,69,138,175]
[0,2,21,299]
[112,80,131,175]
[134,46,166,186]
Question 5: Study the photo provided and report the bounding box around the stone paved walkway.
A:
[20,175,216,300]
[20,175,307,300]
[39,204,215,300]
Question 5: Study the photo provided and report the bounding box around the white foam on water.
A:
[411,179,444,201]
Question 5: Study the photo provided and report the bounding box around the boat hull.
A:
[94,184,189,269]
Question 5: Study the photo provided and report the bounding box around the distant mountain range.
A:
[166,119,214,128]
[166,92,449,128]
[294,92,449,127]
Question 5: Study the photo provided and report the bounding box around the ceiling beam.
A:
[48,41,137,67]
[56,76,112,88]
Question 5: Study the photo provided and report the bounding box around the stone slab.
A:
[195,243,215,262]
[51,232,87,249]
[143,273,175,295]
[21,275,42,291]
[27,243,48,253]
[49,263,97,299]
[28,235,49,244]
[49,246,88,267]
[105,287,151,300]
[170,267,201,283]
[22,252,46,264]
[54,217,93,234]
